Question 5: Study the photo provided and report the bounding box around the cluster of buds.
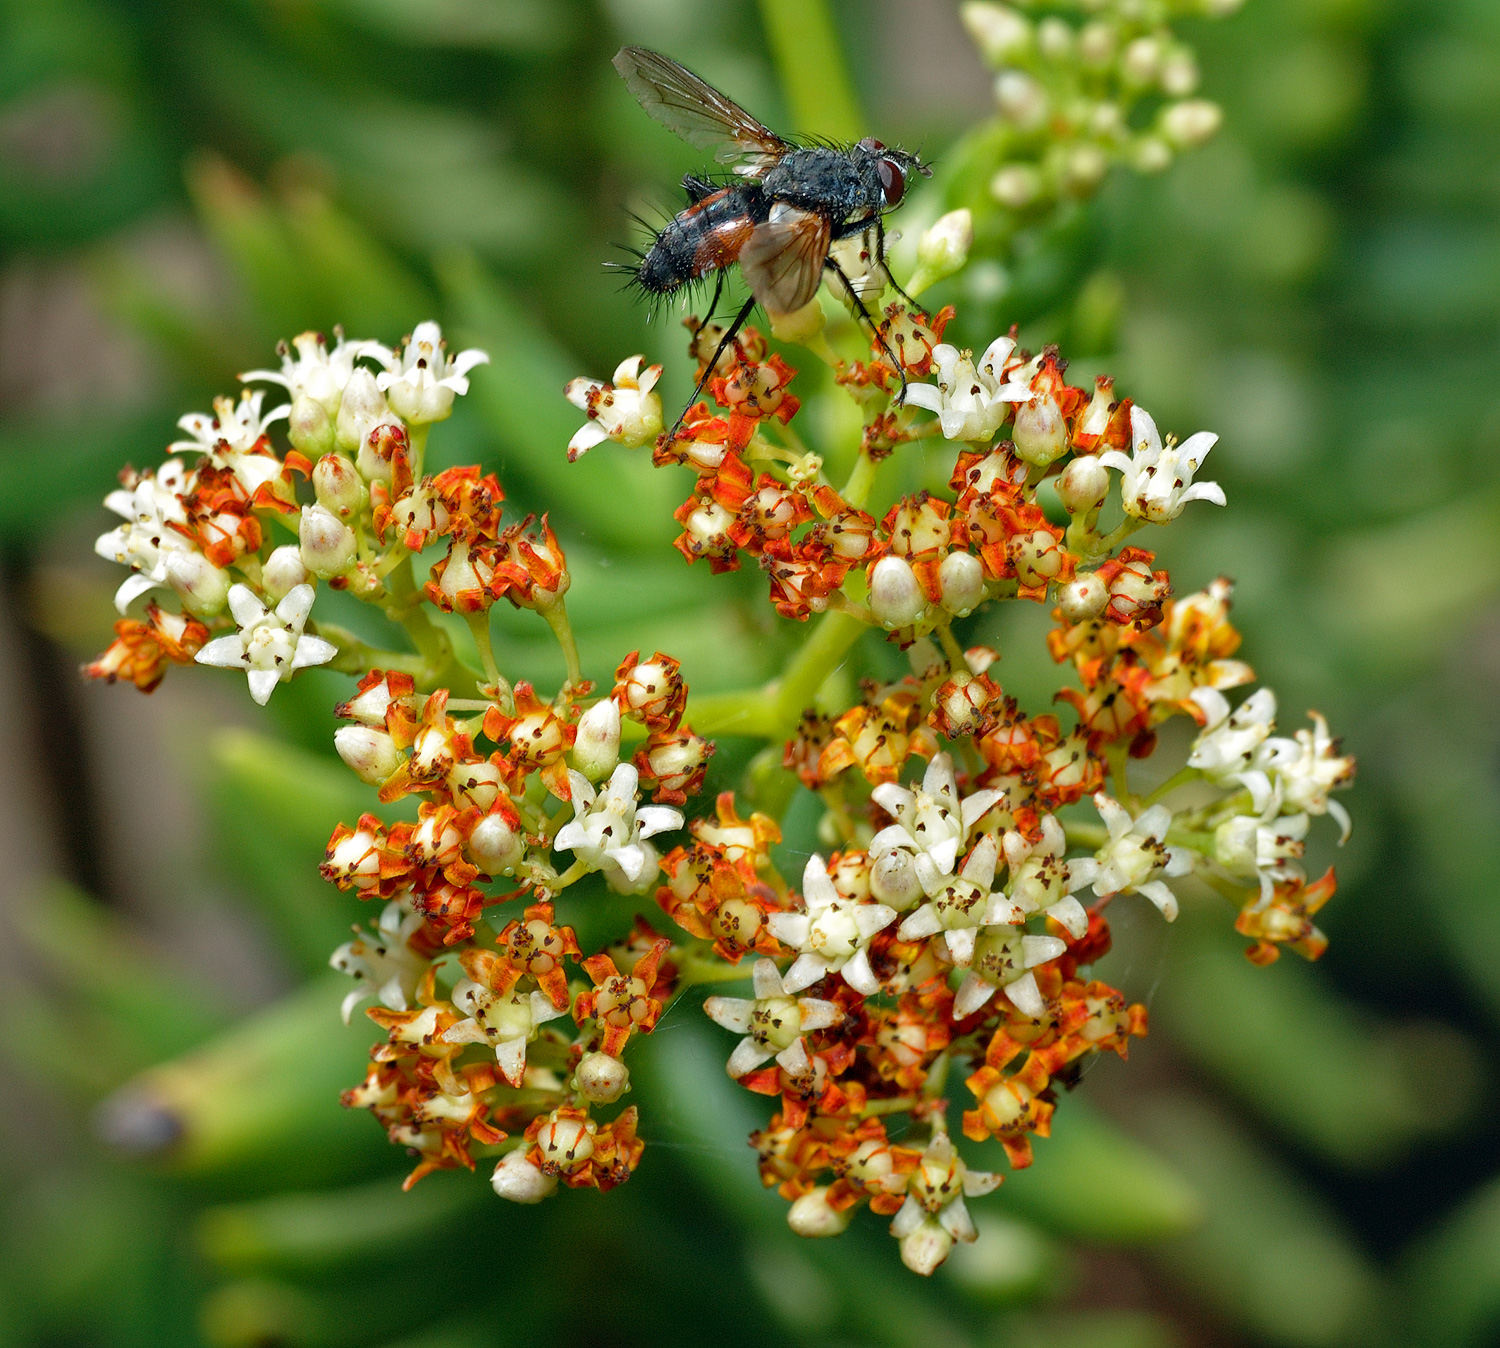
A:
[84,262,1350,1275]
[958,0,1236,217]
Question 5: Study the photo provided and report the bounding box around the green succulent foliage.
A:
[2,0,1498,1344]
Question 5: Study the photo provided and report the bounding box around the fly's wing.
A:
[613,47,789,170]
[739,205,832,315]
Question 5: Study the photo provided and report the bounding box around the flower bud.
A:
[913,209,974,289]
[313,453,366,520]
[769,297,827,345]
[1122,36,1163,86]
[1060,144,1109,196]
[1079,19,1116,65]
[287,395,336,458]
[871,849,923,910]
[870,556,927,629]
[336,368,391,454]
[994,72,1048,131]
[1011,530,1067,591]
[491,1149,557,1204]
[1037,17,1073,61]
[533,1110,595,1172]
[961,3,1031,65]
[261,545,310,601]
[1058,456,1110,515]
[900,1216,957,1275]
[468,811,525,875]
[787,1186,853,1239]
[357,420,407,487]
[165,551,230,616]
[1162,48,1200,98]
[573,698,622,781]
[990,164,1043,210]
[1131,137,1174,174]
[1059,572,1108,623]
[939,550,986,616]
[334,725,402,786]
[575,1052,630,1104]
[299,504,358,578]
[1162,99,1223,149]
[1013,395,1068,466]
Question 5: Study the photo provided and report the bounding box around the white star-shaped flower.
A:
[1002,814,1090,938]
[870,752,1004,905]
[703,958,845,1079]
[552,763,682,893]
[889,1129,1001,1275]
[1068,792,1191,920]
[1252,712,1355,843]
[565,355,664,460]
[330,897,429,1023]
[767,855,897,996]
[240,328,390,413]
[900,335,1032,442]
[897,833,1012,968]
[440,978,568,1087]
[94,459,197,612]
[1098,405,1226,523]
[375,320,490,424]
[1188,687,1279,785]
[171,388,287,457]
[195,582,338,705]
[1214,809,1310,902]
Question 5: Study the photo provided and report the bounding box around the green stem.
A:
[936,622,968,670]
[541,598,584,691]
[465,610,501,686]
[678,954,756,987]
[315,624,428,678]
[861,1094,920,1118]
[770,608,867,730]
[757,0,863,140]
[1144,765,1201,807]
[840,449,879,509]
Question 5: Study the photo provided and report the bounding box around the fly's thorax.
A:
[761,146,880,222]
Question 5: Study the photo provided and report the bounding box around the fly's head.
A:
[855,138,933,211]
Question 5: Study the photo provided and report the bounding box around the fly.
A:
[611,46,931,428]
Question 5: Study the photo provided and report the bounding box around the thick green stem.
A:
[757,0,862,140]
[771,608,867,730]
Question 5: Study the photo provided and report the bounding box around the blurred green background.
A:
[3,0,1500,1344]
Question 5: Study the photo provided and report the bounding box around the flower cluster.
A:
[959,0,1238,219]
[548,261,1351,1271]
[85,264,1350,1271]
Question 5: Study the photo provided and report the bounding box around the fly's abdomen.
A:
[635,185,766,295]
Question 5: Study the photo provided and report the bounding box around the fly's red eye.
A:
[858,136,885,153]
[878,157,905,206]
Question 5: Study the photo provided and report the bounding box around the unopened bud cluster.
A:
[958,0,1234,220]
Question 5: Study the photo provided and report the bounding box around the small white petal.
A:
[704,996,755,1034]
[781,953,829,994]
[1003,970,1045,1018]
[750,958,785,1000]
[1137,880,1180,921]
[953,972,997,1019]
[246,669,281,705]
[1020,934,1067,967]
[840,947,881,996]
[774,1038,811,1075]
[897,906,943,942]
[797,998,844,1032]
[195,634,247,669]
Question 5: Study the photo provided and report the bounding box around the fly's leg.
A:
[874,214,923,313]
[670,294,757,437]
[703,271,726,326]
[824,254,909,407]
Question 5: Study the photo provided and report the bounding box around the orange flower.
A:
[574,937,672,1057]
